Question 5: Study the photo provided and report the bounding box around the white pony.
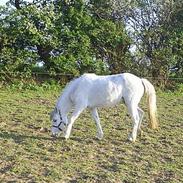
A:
[50,73,158,142]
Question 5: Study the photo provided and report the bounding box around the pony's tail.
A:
[141,78,158,129]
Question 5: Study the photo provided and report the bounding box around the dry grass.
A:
[0,88,183,182]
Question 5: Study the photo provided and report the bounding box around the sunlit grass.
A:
[0,88,183,182]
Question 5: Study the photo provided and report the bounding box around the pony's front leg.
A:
[61,115,69,136]
[91,108,103,140]
[64,107,85,139]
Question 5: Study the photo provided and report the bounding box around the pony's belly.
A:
[89,100,120,108]
[88,94,122,108]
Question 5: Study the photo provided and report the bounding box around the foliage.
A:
[0,0,182,86]
[112,0,183,79]
[4,79,61,91]
[0,0,130,78]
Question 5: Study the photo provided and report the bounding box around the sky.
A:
[0,0,8,6]
[0,0,33,6]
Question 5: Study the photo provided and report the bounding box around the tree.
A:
[166,1,183,77]
[111,0,183,80]
[0,0,131,78]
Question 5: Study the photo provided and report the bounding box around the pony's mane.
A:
[57,73,97,107]
[61,77,79,97]
[61,73,96,96]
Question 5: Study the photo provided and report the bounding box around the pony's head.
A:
[50,108,66,136]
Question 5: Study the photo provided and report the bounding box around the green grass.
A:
[0,88,183,182]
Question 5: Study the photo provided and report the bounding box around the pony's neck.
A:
[56,93,69,115]
[56,77,76,115]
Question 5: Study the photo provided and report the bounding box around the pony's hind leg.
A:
[127,104,140,142]
[137,107,144,133]
[91,108,103,140]
[64,105,86,139]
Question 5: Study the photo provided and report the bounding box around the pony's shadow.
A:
[0,130,89,144]
[0,130,53,143]
[0,130,130,145]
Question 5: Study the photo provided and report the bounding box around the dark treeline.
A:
[0,0,183,85]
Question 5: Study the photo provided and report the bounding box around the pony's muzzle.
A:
[51,133,58,138]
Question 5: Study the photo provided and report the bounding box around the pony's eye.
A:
[53,119,57,123]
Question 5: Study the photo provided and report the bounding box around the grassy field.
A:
[0,87,182,183]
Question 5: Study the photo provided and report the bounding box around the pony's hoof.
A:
[96,133,103,140]
[128,136,133,142]
[128,135,136,142]
[64,134,70,140]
